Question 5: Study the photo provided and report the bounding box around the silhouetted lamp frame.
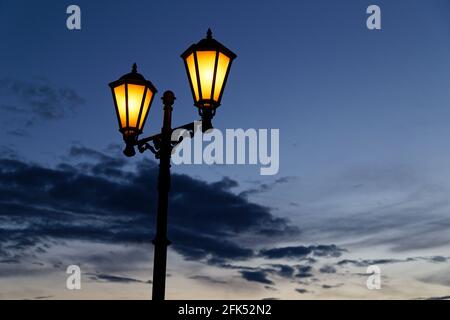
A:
[108,29,236,301]
[109,63,158,157]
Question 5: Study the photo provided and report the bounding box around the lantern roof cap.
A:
[119,63,147,82]
[181,29,237,60]
[109,63,157,93]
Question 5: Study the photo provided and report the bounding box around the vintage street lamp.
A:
[181,29,236,131]
[108,29,236,301]
[109,63,157,157]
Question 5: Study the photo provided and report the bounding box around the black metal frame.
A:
[135,120,196,158]
[121,91,196,301]
[109,64,158,155]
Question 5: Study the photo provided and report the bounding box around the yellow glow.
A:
[139,88,154,130]
[127,84,146,128]
[213,52,230,101]
[186,53,199,101]
[114,84,126,128]
[196,51,217,100]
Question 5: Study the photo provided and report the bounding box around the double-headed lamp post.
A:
[108,29,236,301]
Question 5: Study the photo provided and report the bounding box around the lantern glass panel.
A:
[127,84,146,128]
[139,88,154,130]
[196,50,217,100]
[213,52,230,101]
[114,84,127,128]
[186,53,200,101]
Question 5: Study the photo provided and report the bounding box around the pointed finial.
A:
[132,63,137,73]
[206,28,212,39]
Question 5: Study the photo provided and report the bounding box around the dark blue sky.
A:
[1,0,449,180]
[1,0,450,299]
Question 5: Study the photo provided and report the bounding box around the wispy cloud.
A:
[0,78,85,120]
[87,273,150,284]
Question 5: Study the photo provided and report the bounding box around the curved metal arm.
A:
[135,121,199,158]
[135,134,162,158]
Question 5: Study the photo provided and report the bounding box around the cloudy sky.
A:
[1,0,450,300]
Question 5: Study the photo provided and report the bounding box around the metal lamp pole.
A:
[151,91,174,301]
[134,91,196,300]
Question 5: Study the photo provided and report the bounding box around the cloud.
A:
[319,265,337,274]
[337,256,448,268]
[295,288,308,294]
[266,264,295,278]
[240,270,274,285]
[260,244,346,260]
[32,295,53,300]
[239,176,295,198]
[87,273,149,284]
[3,148,448,297]
[0,146,19,159]
[0,78,85,121]
[189,275,228,285]
[422,296,450,300]
[6,129,29,137]
[295,265,313,278]
[299,164,450,255]
[0,148,298,269]
[322,284,343,289]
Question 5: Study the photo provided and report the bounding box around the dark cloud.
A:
[0,259,20,264]
[295,265,313,278]
[337,256,447,268]
[266,264,295,278]
[32,296,53,300]
[0,148,297,268]
[260,244,346,260]
[239,176,294,198]
[235,263,317,285]
[422,295,450,300]
[87,273,149,284]
[295,288,308,294]
[322,284,343,289]
[240,270,274,285]
[419,256,448,263]
[264,285,277,291]
[0,146,18,159]
[210,177,239,191]
[319,265,337,274]
[0,78,85,121]
[189,275,228,285]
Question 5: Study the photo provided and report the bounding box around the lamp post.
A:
[108,29,236,301]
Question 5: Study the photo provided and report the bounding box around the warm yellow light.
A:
[185,51,231,104]
[113,84,148,129]
[186,53,199,101]
[127,84,146,128]
[214,52,230,101]
[139,88,154,129]
[196,51,216,100]
[114,84,126,128]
